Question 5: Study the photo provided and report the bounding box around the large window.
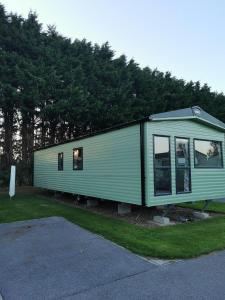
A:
[153,135,171,196]
[58,152,64,171]
[73,147,83,170]
[175,138,191,193]
[194,139,223,168]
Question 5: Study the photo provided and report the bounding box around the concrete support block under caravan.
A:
[193,211,210,219]
[33,106,225,208]
[153,215,171,225]
[117,203,132,215]
[86,198,99,208]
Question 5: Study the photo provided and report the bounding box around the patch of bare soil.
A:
[0,185,40,195]
[36,189,222,229]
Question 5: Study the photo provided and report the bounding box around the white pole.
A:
[9,165,16,198]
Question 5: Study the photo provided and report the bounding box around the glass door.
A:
[175,137,191,193]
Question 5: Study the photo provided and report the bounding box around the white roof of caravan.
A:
[149,106,225,131]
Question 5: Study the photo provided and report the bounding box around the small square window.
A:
[58,152,63,171]
[73,147,83,170]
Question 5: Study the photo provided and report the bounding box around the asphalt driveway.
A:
[0,217,224,300]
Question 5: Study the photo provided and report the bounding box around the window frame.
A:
[58,152,64,171]
[153,134,172,196]
[174,136,192,194]
[193,138,223,169]
[73,147,83,171]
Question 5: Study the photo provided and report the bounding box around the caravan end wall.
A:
[145,119,225,206]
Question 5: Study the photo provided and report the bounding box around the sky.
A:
[2,0,225,94]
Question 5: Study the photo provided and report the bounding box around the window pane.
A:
[73,148,83,170]
[176,138,190,167]
[155,168,171,195]
[176,169,191,193]
[175,138,191,193]
[58,153,63,171]
[154,136,170,167]
[194,140,223,168]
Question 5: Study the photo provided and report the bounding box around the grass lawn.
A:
[1,193,225,259]
[178,200,225,214]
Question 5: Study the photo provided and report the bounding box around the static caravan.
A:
[33,106,225,207]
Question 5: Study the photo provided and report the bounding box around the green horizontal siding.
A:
[34,119,225,207]
[34,125,142,205]
[145,120,225,206]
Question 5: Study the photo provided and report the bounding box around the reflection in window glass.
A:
[176,138,190,167]
[155,168,171,195]
[176,168,190,193]
[58,152,63,171]
[154,136,171,195]
[194,140,223,168]
[154,136,170,167]
[73,147,83,170]
[175,138,191,193]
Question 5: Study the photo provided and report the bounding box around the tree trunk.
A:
[21,112,34,185]
[40,120,46,147]
[48,120,57,145]
[2,108,14,168]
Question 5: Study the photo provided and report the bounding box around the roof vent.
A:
[192,107,201,116]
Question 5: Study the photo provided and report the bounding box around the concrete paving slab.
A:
[213,198,225,203]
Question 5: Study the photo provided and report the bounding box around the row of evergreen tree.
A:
[0,3,225,185]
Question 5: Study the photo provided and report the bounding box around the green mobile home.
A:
[33,106,225,207]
